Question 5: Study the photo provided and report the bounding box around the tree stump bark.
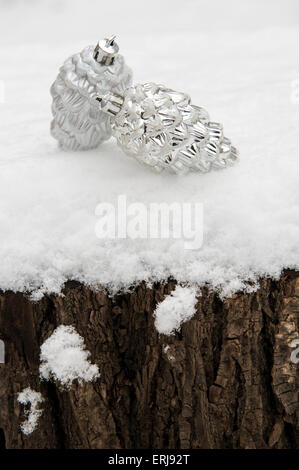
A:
[0,271,298,449]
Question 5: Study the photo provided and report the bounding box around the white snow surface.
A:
[39,325,100,387]
[17,387,44,435]
[154,286,198,335]
[0,0,299,298]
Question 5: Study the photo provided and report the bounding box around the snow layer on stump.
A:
[0,1,299,298]
[39,325,100,387]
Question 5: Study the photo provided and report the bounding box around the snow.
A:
[17,388,44,435]
[154,286,198,335]
[39,325,100,387]
[163,345,175,361]
[0,0,299,298]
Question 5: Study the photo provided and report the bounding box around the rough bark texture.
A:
[0,271,298,449]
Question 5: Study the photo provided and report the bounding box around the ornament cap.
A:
[93,36,119,65]
[96,91,124,116]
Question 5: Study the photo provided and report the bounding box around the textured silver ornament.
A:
[50,37,132,151]
[97,83,239,174]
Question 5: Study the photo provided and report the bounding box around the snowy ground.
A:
[0,0,298,298]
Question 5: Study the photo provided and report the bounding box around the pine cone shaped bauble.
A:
[110,83,238,173]
[50,40,132,151]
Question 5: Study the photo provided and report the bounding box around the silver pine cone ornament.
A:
[97,83,239,174]
[50,37,132,151]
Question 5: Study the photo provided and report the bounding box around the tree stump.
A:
[0,271,298,449]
